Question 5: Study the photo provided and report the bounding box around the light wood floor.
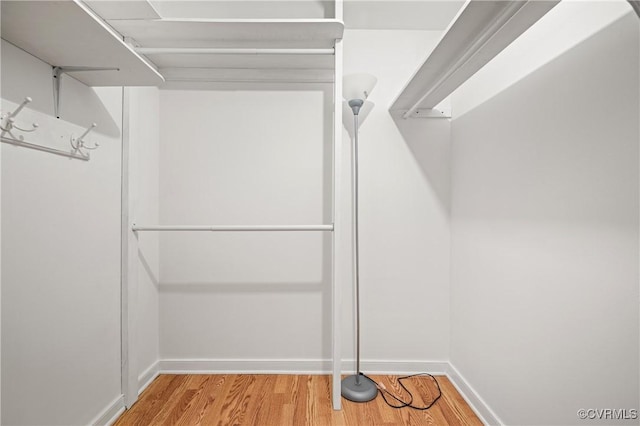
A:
[114,374,483,425]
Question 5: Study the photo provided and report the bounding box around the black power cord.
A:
[361,373,442,410]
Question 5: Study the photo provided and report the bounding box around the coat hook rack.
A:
[0,97,39,138]
[1,96,96,161]
[70,122,99,155]
[53,66,119,119]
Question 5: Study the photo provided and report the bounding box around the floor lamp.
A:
[341,73,378,403]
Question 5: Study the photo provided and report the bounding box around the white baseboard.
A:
[159,358,332,374]
[158,358,449,375]
[138,360,160,396]
[446,363,503,426]
[357,360,449,375]
[90,394,125,426]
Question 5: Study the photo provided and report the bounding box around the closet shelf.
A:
[105,18,344,85]
[390,0,559,118]
[0,0,164,87]
[108,19,345,48]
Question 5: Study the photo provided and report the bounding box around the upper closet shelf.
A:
[390,0,559,118]
[0,0,164,87]
[106,18,344,85]
[109,19,345,49]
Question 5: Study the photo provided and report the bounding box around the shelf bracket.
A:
[392,106,451,119]
[52,66,119,119]
[410,107,451,119]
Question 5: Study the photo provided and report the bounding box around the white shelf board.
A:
[159,67,334,85]
[108,19,345,49]
[390,0,559,114]
[84,0,161,20]
[0,0,164,86]
[107,18,343,86]
[145,52,334,70]
[148,1,334,20]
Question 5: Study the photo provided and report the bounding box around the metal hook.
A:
[71,123,98,153]
[12,120,39,133]
[1,97,39,134]
[9,97,32,119]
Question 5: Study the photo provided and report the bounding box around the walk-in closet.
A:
[1,1,638,425]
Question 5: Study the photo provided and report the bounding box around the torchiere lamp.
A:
[341,73,378,403]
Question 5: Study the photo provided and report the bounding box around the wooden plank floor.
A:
[114,374,483,425]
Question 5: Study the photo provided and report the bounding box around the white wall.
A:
[128,88,160,389]
[450,2,639,425]
[342,29,451,365]
[1,41,123,425]
[155,29,451,370]
[158,88,335,365]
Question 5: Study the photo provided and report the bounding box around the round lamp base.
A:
[341,374,378,403]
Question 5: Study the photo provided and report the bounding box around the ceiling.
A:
[344,1,465,30]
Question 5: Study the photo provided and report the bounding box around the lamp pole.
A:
[340,98,378,403]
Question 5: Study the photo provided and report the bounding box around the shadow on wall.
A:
[2,76,121,139]
[57,74,121,138]
[153,232,334,358]
[448,10,639,426]
[139,249,160,289]
[451,4,638,121]
[451,12,640,226]
[391,111,451,213]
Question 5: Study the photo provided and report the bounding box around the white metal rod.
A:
[163,78,335,84]
[132,224,334,232]
[136,47,335,55]
[1,136,89,161]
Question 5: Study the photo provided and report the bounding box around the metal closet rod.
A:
[135,47,335,55]
[132,224,334,232]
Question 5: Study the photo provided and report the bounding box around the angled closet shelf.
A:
[0,0,164,87]
[390,0,560,118]
[1,0,163,159]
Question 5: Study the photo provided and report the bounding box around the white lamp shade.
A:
[343,73,377,101]
[342,100,374,139]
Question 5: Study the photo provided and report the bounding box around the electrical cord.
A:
[361,373,442,410]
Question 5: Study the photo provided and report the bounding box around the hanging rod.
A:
[1,136,89,161]
[393,0,559,119]
[135,47,335,55]
[132,224,334,232]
